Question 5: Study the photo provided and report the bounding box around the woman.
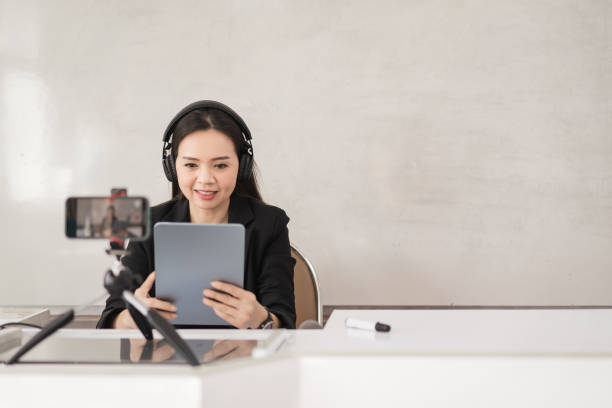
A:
[100,205,118,238]
[97,101,296,329]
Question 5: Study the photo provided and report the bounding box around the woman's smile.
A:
[194,189,218,200]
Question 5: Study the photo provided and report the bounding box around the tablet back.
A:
[153,222,245,327]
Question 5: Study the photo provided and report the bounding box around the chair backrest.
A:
[291,244,322,327]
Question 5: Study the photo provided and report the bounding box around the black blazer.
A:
[96,194,296,329]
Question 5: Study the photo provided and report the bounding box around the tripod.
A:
[7,247,200,366]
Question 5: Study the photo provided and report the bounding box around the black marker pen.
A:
[345,318,391,332]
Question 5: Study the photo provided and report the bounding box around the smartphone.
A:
[65,196,149,240]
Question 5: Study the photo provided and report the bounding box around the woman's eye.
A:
[215,163,228,169]
[185,163,197,168]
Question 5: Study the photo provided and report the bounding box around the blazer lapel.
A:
[228,195,254,226]
[163,199,191,222]
[228,195,255,256]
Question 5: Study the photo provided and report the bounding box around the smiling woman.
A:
[96,101,297,330]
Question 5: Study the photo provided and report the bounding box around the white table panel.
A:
[318,308,612,354]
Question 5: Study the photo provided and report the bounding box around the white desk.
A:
[1,308,612,407]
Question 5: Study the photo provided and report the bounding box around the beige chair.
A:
[291,244,322,327]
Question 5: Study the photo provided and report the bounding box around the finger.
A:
[203,289,240,308]
[202,298,236,317]
[140,271,156,293]
[148,297,177,312]
[158,311,178,321]
[203,297,237,318]
[210,281,244,298]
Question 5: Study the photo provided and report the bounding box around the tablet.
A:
[153,222,245,327]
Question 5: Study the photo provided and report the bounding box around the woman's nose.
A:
[196,166,215,183]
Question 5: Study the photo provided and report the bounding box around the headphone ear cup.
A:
[163,154,177,182]
[238,153,253,182]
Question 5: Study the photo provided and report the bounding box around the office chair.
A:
[291,244,322,327]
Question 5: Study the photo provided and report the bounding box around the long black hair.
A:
[170,108,263,202]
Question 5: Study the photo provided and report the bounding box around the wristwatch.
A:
[258,307,274,330]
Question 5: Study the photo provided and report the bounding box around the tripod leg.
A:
[6,310,74,365]
[122,291,199,366]
[126,303,153,340]
[147,309,199,366]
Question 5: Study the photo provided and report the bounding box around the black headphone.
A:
[162,100,254,183]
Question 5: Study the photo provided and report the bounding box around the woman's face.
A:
[175,129,239,212]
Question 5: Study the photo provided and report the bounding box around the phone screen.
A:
[65,196,149,240]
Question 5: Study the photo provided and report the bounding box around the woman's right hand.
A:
[112,271,178,329]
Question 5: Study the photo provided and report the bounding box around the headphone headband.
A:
[162,100,252,147]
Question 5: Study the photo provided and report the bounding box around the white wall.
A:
[1,0,611,306]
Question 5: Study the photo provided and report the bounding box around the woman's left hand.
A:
[202,281,269,329]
